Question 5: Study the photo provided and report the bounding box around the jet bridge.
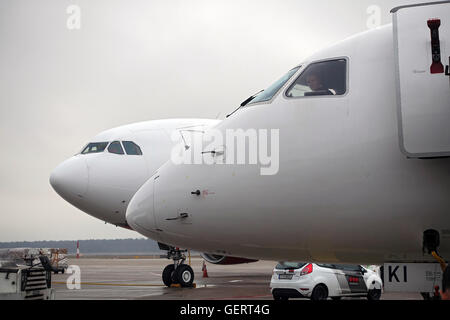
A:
[392,1,450,158]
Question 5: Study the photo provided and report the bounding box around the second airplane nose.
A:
[50,156,89,200]
[126,177,157,236]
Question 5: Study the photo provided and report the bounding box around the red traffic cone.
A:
[433,286,441,300]
[202,260,209,278]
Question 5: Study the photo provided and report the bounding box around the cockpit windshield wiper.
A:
[226,90,264,118]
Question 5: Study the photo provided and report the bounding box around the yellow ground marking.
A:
[170,283,197,288]
[52,282,164,287]
[52,282,197,288]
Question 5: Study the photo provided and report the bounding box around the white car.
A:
[270,262,383,301]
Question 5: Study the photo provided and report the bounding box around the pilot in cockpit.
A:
[306,72,336,95]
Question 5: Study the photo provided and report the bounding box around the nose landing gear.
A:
[161,246,195,288]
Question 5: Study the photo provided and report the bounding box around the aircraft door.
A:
[392,2,450,157]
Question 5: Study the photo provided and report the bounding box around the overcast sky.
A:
[0,0,428,242]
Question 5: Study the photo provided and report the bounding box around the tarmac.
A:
[51,257,423,300]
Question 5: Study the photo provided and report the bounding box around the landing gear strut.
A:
[423,230,449,300]
[161,246,195,288]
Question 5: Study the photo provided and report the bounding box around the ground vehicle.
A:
[0,249,54,300]
[270,262,383,301]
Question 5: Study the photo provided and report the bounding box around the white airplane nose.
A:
[50,157,89,200]
[126,177,157,235]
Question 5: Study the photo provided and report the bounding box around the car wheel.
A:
[311,285,328,301]
[367,289,381,301]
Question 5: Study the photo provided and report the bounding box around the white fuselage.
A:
[126,24,450,265]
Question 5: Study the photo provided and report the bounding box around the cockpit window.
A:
[122,141,143,155]
[81,142,108,154]
[108,141,124,155]
[286,59,347,98]
[248,66,301,105]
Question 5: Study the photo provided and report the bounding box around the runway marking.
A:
[195,284,217,288]
[52,281,165,287]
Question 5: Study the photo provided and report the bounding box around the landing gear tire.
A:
[311,285,328,301]
[367,289,382,301]
[161,246,195,288]
[176,264,194,287]
[162,264,175,287]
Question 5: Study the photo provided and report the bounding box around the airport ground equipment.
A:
[0,248,54,300]
[47,248,68,274]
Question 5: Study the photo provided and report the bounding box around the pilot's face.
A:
[307,74,322,91]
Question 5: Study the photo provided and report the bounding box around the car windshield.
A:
[249,66,300,105]
[334,264,362,272]
[81,142,108,154]
[276,262,307,270]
